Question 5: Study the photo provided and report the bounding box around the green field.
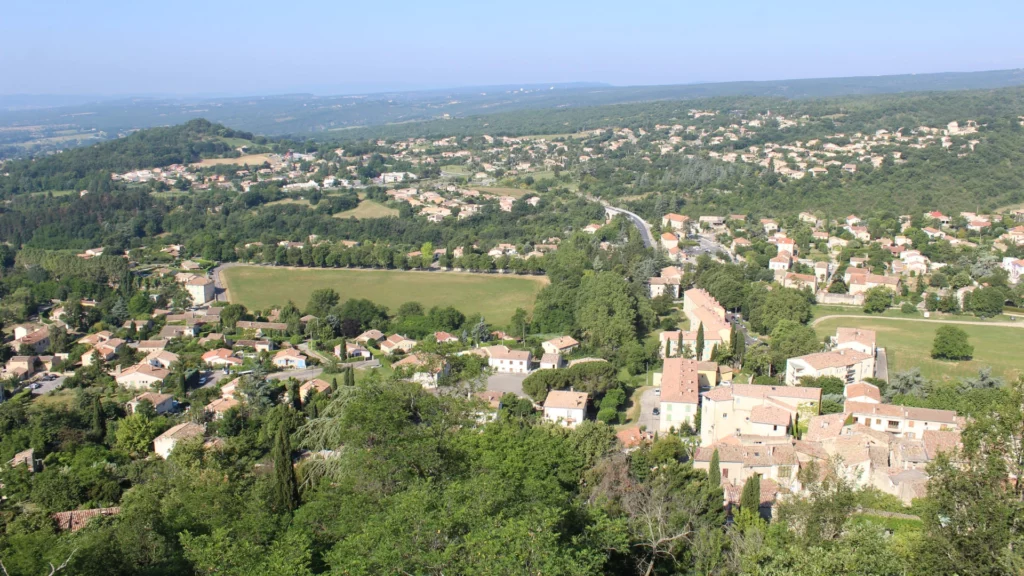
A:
[334,200,398,219]
[813,317,1024,382]
[222,267,549,324]
[477,186,534,198]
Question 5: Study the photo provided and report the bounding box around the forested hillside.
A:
[0,120,256,195]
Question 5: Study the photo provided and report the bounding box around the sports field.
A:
[813,317,1024,382]
[221,266,548,324]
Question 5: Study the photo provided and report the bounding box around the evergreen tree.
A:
[178,371,188,397]
[708,448,721,487]
[272,421,299,513]
[740,474,761,513]
[288,380,302,410]
[664,339,671,359]
[733,333,746,366]
[91,397,106,441]
[709,344,719,362]
[331,375,339,391]
[346,367,355,386]
[695,323,705,361]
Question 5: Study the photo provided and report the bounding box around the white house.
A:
[185,277,215,305]
[784,349,875,386]
[153,422,205,459]
[542,336,579,356]
[658,358,700,432]
[484,345,532,374]
[116,363,170,390]
[543,390,589,428]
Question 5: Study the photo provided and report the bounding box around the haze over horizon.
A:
[3,0,1022,97]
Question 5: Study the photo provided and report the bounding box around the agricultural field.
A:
[476,186,534,198]
[813,316,1024,382]
[190,153,272,167]
[333,200,398,219]
[265,198,311,207]
[221,266,549,325]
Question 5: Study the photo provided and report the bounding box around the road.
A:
[268,367,324,382]
[811,314,1024,329]
[604,205,654,248]
[875,348,889,382]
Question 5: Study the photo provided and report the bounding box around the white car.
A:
[654,388,661,396]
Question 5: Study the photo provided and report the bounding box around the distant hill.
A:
[0,119,255,195]
[2,69,1023,146]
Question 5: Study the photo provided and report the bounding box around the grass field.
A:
[191,153,272,167]
[222,267,549,324]
[813,317,1024,382]
[477,186,534,198]
[265,198,311,207]
[333,200,398,219]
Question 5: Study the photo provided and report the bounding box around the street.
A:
[604,205,654,248]
[635,387,660,432]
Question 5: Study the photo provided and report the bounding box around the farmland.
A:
[333,200,399,219]
[813,316,1024,383]
[221,266,548,324]
[190,153,272,167]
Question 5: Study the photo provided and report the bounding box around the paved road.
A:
[636,387,660,432]
[811,314,1024,329]
[486,373,529,398]
[875,348,889,382]
[604,205,654,248]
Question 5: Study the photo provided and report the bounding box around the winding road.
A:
[604,205,654,248]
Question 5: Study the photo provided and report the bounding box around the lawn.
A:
[813,316,1024,383]
[333,200,398,219]
[476,186,534,198]
[221,266,549,325]
[191,153,272,167]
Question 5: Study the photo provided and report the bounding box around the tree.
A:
[219,303,248,330]
[768,320,820,372]
[305,288,339,318]
[420,242,434,269]
[91,397,106,442]
[968,286,1005,318]
[931,325,973,360]
[740,474,761,513]
[695,323,705,361]
[708,448,721,487]
[732,332,745,366]
[862,286,892,313]
[272,421,299,513]
[115,413,157,454]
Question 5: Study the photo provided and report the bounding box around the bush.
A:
[596,406,619,424]
[863,286,892,314]
[931,326,973,360]
[900,302,917,314]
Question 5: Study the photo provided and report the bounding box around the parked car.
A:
[654,388,661,396]
[652,408,660,416]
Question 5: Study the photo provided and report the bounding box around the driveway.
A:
[30,375,65,397]
[636,387,660,432]
[486,372,529,398]
[875,348,889,382]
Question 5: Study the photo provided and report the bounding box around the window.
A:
[722,413,728,419]
[779,466,792,478]
[722,468,729,479]
[907,421,915,428]
[888,420,900,429]
[875,419,882,425]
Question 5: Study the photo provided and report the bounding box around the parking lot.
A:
[486,372,528,398]
[636,387,660,432]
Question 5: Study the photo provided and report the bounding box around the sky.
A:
[2,0,1023,97]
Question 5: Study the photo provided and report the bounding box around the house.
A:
[392,353,449,388]
[769,255,791,272]
[760,219,779,234]
[4,356,36,380]
[583,223,602,234]
[848,273,901,296]
[337,341,372,359]
[127,392,175,415]
[662,213,690,231]
[473,390,505,423]
[833,327,877,355]
[845,401,959,438]
[775,237,797,256]
[731,237,752,252]
[781,272,817,291]
[13,325,51,354]
[115,363,170,390]
[233,339,275,353]
[185,277,215,305]
[204,396,239,419]
[52,508,121,532]
[484,345,532,374]
[7,448,40,472]
[542,336,579,356]
[681,289,732,359]
[925,211,951,225]
[380,334,417,355]
[202,348,242,367]
[648,276,681,298]
[433,331,459,344]
[784,349,875,385]
[700,384,822,446]
[539,353,563,370]
[299,378,332,402]
[145,350,179,369]
[1001,257,1024,284]
[158,325,199,340]
[660,232,680,250]
[272,349,307,369]
[616,426,654,450]
[658,358,700,432]
[694,444,800,498]
[845,382,882,404]
[153,422,205,459]
[137,340,168,354]
[543,390,589,428]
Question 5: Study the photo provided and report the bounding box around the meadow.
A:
[813,316,1024,383]
[221,266,549,325]
[333,200,399,219]
[191,153,272,167]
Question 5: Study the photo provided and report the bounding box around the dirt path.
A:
[812,314,1024,329]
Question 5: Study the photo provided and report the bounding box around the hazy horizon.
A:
[3,0,1022,97]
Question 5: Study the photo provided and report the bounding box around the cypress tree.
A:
[331,375,339,391]
[734,334,746,366]
[740,474,761,513]
[91,397,106,441]
[346,367,355,386]
[288,380,302,410]
[664,339,671,359]
[708,448,721,487]
[676,332,682,356]
[695,323,705,361]
[710,344,719,362]
[178,371,188,397]
[272,421,299,513]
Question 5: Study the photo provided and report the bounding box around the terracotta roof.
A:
[804,413,848,442]
[750,405,791,426]
[844,401,957,424]
[836,327,876,348]
[845,382,881,402]
[616,426,654,448]
[923,430,961,459]
[52,507,120,532]
[544,390,588,410]
[155,422,205,442]
[545,335,579,350]
[485,345,531,362]
[205,397,239,413]
[660,358,700,404]
[792,349,872,370]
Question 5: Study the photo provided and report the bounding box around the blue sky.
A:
[2,0,1022,96]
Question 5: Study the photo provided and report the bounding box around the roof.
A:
[155,421,205,442]
[836,327,876,348]
[485,345,531,361]
[661,232,679,241]
[844,401,958,424]
[845,382,881,402]
[791,349,872,370]
[545,335,579,350]
[131,392,173,406]
[52,507,120,532]
[804,413,849,442]
[205,397,239,413]
[923,430,961,459]
[539,353,562,365]
[616,426,654,448]
[660,358,700,405]
[663,213,689,222]
[117,363,170,381]
[274,348,306,359]
[704,383,822,403]
[750,405,791,426]
[544,390,589,410]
